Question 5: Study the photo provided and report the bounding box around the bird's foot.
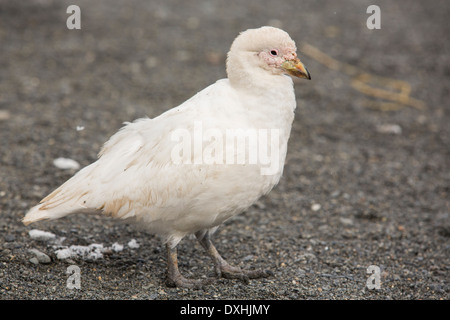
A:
[216,262,273,284]
[165,274,212,289]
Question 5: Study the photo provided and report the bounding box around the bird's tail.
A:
[22,166,97,226]
[22,191,80,225]
[22,203,51,225]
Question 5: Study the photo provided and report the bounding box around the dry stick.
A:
[300,43,426,110]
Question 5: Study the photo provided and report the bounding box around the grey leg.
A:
[195,230,272,283]
[165,243,211,288]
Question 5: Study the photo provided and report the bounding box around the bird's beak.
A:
[281,58,311,80]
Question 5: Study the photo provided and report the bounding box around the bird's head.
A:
[226,26,311,86]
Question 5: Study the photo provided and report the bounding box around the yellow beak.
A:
[281,58,311,80]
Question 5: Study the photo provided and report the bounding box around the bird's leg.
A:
[195,230,272,283]
[165,243,211,289]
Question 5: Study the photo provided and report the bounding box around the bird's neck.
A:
[226,52,294,96]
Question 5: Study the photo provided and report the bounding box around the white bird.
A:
[23,26,310,288]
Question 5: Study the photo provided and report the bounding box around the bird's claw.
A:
[216,264,273,283]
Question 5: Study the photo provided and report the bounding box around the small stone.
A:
[28,249,51,264]
[53,157,80,170]
[29,229,56,242]
[376,124,402,135]
[311,203,321,211]
[111,242,124,252]
[55,248,73,260]
[5,234,15,242]
[339,217,354,226]
[331,190,341,198]
[295,253,317,263]
[128,239,140,249]
[242,255,254,262]
[0,110,10,120]
[297,268,306,277]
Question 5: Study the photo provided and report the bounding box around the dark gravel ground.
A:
[0,0,448,300]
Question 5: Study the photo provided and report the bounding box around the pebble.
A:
[55,242,126,260]
[128,239,140,249]
[339,217,354,226]
[295,253,318,263]
[53,157,80,170]
[111,242,124,252]
[29,229,56,242]
[331,190,341,198]
[55,248,73,260]
[376,124,402,135]
[5,234,15,242]
[28,249,51,264]
[242,255,254,262]
[0,110,10,120]
[297,268,306,277]
[66,244,104,260]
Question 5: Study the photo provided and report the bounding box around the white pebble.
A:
[376,124,402,135]
[53,240,134,260]
[55,248,73,260]
[111,242,124,252]
[339,217,354,226]
[29,229,56,241]
[311,203,321,211]
[128,239,140,249]
[55,244,104,260]
[88,243,104,259]
[53,157,80,170]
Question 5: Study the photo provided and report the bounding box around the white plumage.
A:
[23,26,310,288]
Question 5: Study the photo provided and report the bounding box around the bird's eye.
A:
[270,49,278,56]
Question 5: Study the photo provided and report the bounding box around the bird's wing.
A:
[23,80,238,226]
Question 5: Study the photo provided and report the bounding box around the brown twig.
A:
[300,43,426,111]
